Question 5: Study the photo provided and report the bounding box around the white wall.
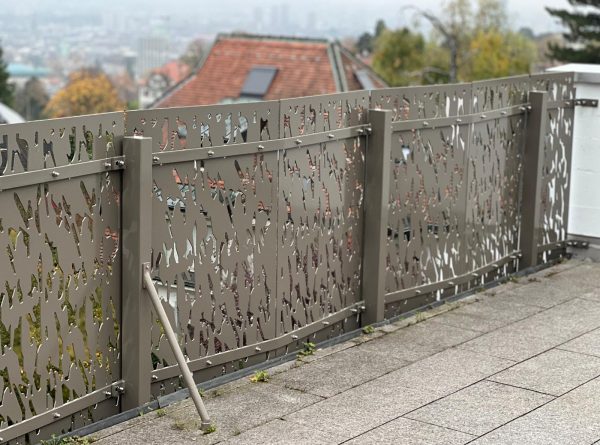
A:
[549,64,600,239]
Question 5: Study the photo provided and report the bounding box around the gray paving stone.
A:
[560,328,600,358]
[406,381,553,435]
[284,377,439,441]
[470,376,600,445]
[429,298,543,333]
[516,298,600,340]
[357,320,481,363]
[458,322,566,362]
[345,417,475,445]
[577,290,600,303]
[94,381,322,445]
[496,273,597,308]
[376,348,514,398]
[221,419,342,445]
[490,349,600,396]
[526,260,586,281]
[271,346,406,397]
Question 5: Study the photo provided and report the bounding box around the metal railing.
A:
[0,72,574,444]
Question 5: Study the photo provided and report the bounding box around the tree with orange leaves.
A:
[44,69,124,118]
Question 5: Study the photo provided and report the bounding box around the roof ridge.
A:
[218,32,330,44]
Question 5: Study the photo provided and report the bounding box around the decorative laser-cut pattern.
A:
[149,153,278,371]
[277,138,364,333]
[0,113,123,176]
[371,84,472,121]
[465,115,525,269]
[386,125,468,294]
[472,75,530,112]
[280,91,369,137]
[127,102,278,152]
[0,173,121,439]
[531,73,575,248]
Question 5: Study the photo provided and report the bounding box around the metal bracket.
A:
[574,99,598,108]
[567,240,590,249]
[110,381,126,397]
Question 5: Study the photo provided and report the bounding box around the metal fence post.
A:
[361,109,392,325]
[520,91,549,268]
[121,136,153,410]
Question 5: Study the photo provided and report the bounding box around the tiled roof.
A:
[339,48,387,90]
[154,34,387,108]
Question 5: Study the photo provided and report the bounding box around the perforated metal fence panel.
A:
[0,73,576,442]
[0,114,124,444]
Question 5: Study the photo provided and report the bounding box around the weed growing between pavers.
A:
[41,436,96,445]
[250,370,270,383]
[203,423,217,435]
[296,341,316,359]
[362,325,375,335]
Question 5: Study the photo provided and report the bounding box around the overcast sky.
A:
[7,0,570,35]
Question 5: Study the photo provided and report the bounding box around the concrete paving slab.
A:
[357,320,481,363]
[496,279,588,309]
[429,298,543,333]
[578,290,600,303]
[560,328,600,358]
[375,348,514,398]
[470,376,600,445]
[271,346,406,397]
[458,322,567,362]
[515,298,600,340]
[94,380,322,445]
[406,380,553,436]
[490,348,600,396]
[284,378,439,442]
[345,417,475,445]
[221,419,343,445]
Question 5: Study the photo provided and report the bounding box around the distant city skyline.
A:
[4,0,570,37]
[0,0,572,106]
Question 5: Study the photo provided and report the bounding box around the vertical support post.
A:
[121,136,152,410]
[521,91,549,268]
[361,109,392,325]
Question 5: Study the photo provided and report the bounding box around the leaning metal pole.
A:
[141,263,212,430]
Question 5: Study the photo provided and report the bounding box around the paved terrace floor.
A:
[88,259,600,445]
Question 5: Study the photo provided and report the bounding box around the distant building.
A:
[136,36,171,80]
[0,103,25,124]
[7,63,51,88]
[138,60,191,109]
[153,33,387,108]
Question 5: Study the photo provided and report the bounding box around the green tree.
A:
[15,77,48,121]
[372,28,426,86]
[356,20,387,55]
[0,44,14,106]
[547,0,600,63]
[410,0,535,82]
[466,30,536,80]
[44,69,124,118]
